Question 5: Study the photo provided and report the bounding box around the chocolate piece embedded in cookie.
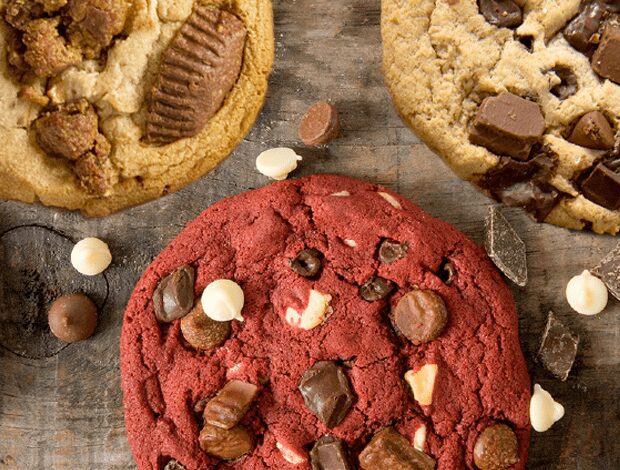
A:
[290,248,323,278]
[48,293,98,343]
[204,380,258,430]
[580,163,620,210]
[392,289,448,345]
[378,239,408,264]
[485,206,527,287]
[144,6,247,145]
[153,265,195,323]
[299,101,341,146]
[469,92,546,161]
[360,276,394,301]
[592,18,620,84]
[537,312,579,381]
[478,0,523,29]
[199,424,253,460]
[180,301,230,350]
[592,243,620,300]
[163,460,185,470]
[474,424,519,470]
[569,111,615,150]
[310,435,353,470]
[359,427,436,470]
[299,361,354,428]
[564,0,615,53]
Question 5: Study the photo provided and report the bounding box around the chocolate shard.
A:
[153,265,196,322]
[484,206,527,287]
[299,361,354,428]
[469,92,546,161]
[569,111,615,150]
[580,163,620,210]
[310,435,354,470]
[144,6,247,144]
[204,380,258,430]
[536,312,579,381]
[592,243,620,301]
[592,18,620,84]
[359,427,436,470]
[478,0,523,29]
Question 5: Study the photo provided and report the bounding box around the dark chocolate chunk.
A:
[360,276,395,301]
[549,66,578,100]
[592,243,620,300]
[580,163,620,210]
[592,18,620,84]
[485,206,527,287]
[564,1,611,53]
[153,265,195,322]
[299,361,354,428]
[478,0,523,29]
[392,289,449,345]
[204,380,258,430]
[144,7,247,144]
[473,424,519,470]
[359,427,436,470]
[47,293,98,343]
[290,248,323,278]
[569,111,615,150]
[299,101,341,146]
[437,257,456,285]
[469,92,546,161]
[180,301,230,350]
[498,182,559,222]
[310,435,354,470]
[378,239,409,264]
[199,424,253,460]
[163,460,185,470]
[536,311,579,381]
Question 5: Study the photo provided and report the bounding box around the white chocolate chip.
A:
[378,191,402,209]
[276,441,307,465]
[256,148,302,180]
[405,364,438,406]
[566,270,608,315]
[330,191,350,197]
[201,279,245,322]
[343,239,357,247]
[414,424,427,451]
[285,290,332,330]
[70,237,112,276]
[530,384,565,432]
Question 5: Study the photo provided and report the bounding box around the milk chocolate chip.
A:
[378,239,408,264]
[204,380,258,429]
[299,361,354,428]
[360,276,394,301]
[392,289,448,345]
[310,435,354,470]
[299,101,341,146]
[199,424,253,460]
[473,424,519,470]
[580,163,620,210]
[153,265,195,322]
[469,92,546,160]
[290,248,323,278]
[592,19,620,84]
[48,293,97,343]
[180,301,230,350]
[359,427,436,470]
[478,0,523,29]
[564,1,615,53]
[569,111,615,150]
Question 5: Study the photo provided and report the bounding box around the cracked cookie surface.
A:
[382,0,620,234]
[121,174,530,469]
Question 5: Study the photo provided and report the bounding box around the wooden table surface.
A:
[1,1,618,469]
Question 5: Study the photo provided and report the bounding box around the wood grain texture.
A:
[0,1,618,468]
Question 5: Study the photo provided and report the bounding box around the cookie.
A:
[0,0,274,216]
[121,174,531,469]
[382,0,620,234]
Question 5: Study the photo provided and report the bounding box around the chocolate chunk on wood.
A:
[199,424,253,460]
[310,435,354,470]
[478,0,523,29]
[569,111,615,150]
[474,424,519,470]
[469,92,546,160]
[592,18,620,84]
[144,6,246,144]
[484,206,527,287]
[392,289,448,345]
[580,163,620,210]
[299,101,341,146]
[592,243,620,300]
[204,380,258,430]
[153,265,195,322]
[536,311,579,381]
[299,361,354,428]
[359,427,436,470]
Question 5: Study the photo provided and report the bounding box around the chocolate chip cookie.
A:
[382,0,620,234]
[0,0,274,216]
[121,175,531,469]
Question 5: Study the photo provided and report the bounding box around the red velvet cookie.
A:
[121,175,531,469]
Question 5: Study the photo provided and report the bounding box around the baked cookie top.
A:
[382,0,620,234]
[0,0,273,216]
[121,175,531,469]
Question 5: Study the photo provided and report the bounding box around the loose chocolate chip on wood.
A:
[359,428,436,470]
[569,111,615,150]
[180,301,230,350]
[478,0,523,29]
[473,424,519,470]
[485,206,527,287]
[537,311,579,381]
[153,265,195,322]
[392,289,448,345]
[580,163,620,210]
[204,380,258,430]
[48,293,98,343]
[469,92,546,161]
[549,66,578,100]
[199,424,254,460]
[592,18,620,84]
[299,361,354,428]
[290,248,323,278]
[360,276,394,301]
[299,101,341,146]
[310,435,354,470]
[378,239,408,264]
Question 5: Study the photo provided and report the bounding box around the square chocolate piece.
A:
[592,20,620,85]
[536,312,579,381]
[580,163,620,211]
[592,243,620,301]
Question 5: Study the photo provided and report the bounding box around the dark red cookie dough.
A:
[121,175,531,470]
